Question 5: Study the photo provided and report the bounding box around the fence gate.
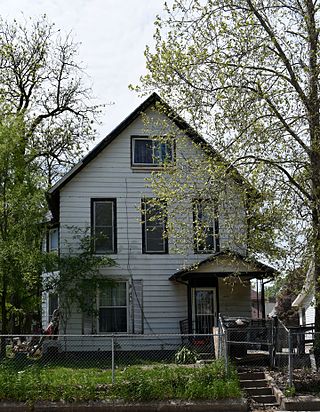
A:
[219,316,276,368]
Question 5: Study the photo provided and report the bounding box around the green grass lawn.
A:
[0,358,242,402]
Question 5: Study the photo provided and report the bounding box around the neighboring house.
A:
[292,263,315,326]
[42,93,276,339]
[251,289,276,319]
[251,289,262,319]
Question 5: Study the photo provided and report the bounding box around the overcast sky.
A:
[1,0,167,143]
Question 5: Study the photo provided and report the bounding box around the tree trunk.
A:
[312,212,320,368]
[311,147,320,345]
[313,197,320,334]
[306,0,320,339]
[0,274,8,358]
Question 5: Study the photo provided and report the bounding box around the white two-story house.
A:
[43,93,276,338]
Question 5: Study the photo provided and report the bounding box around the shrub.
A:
[0,358,241,402]
[110,360,241,401]
[174,346,198,364]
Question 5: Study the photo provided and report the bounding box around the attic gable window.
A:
[132,136,173,167]
[194,199,220,253]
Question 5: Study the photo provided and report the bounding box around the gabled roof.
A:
[49,93,161,197]
[47,93,255,219]
[169,250,277,282]
[292,262,314,308]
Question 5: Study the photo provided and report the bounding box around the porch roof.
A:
[169,250,277,282]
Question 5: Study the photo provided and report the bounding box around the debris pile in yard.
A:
[271,369,320,394]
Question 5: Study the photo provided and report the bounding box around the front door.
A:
[192,288,217,334]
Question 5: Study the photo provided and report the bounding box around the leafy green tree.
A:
[140,129,284,260]
[0,15,103,341]
[0,15,101,185]
[272,268,304,326]
[0,115,46,342]
[44,230,116,333]
[138,1,320,332]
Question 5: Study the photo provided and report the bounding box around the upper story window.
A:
[141,199,168,254]
[132,136,173,167]
[98,282,128,333]
[194,199,219,253]
[91,199,117,254]
[48,228,59,253]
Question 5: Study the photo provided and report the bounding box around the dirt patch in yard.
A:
[270,369,320,395]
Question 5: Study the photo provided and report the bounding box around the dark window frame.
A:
[131,135,174,167]
[91,198,117,254]
[193,199,220,254]
[141,198,168,254]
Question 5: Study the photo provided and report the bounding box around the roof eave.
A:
[169,250,278,282]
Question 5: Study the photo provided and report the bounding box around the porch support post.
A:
[187,284,192,333]
[256,279,260,318]
[261,279,266,319]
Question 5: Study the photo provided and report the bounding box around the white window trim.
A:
[48,228,59,253]
[48,292,59,323]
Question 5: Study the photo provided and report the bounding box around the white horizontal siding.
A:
[58,108,248,334]
[218,278,251,318]
[305,302,315,325]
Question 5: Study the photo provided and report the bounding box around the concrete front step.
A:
[251,394,278,404]
[196,359,214,365]
[238,371,265,381]
[240,379,268,388]
[238,370,278,406]
[245,387,273,396]
[252,403,280,410]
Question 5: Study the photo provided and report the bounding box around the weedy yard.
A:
[0,358,242,402]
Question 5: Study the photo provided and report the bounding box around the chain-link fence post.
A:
[111,335,115,384]
[224,329,229,376]
[219,315,229,375]
[288,329,293,387]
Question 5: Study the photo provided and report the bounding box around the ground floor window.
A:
[48,292,59,322]
[98,282,128,333]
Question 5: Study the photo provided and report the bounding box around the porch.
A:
[170,250,277,335]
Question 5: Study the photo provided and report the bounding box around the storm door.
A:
[192,288,217,334]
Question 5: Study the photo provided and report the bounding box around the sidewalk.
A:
[0,399,248,412]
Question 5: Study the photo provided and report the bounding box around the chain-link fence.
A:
[219,317,277,373]
[0,332,227,383]
[220,317,319,389]
[1,322,318,388]
[285,326,318,386]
